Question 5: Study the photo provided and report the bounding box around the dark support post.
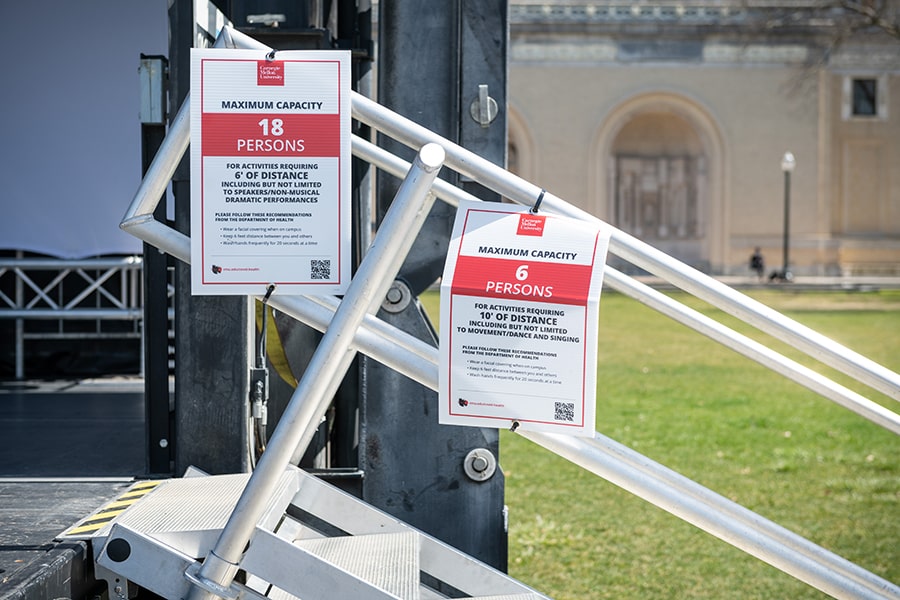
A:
[139,54,173,476]
[330,0,375,472]
[367,0,509,571]
[170,0,252,475]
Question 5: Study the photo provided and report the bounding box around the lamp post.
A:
[779,151,796,281]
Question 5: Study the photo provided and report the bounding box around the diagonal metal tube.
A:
[350,90,900,403]
[186,144,445,600]
[352,126,900,436]
[520,430,900,600]
[121,93,190,225]
[603,268,900,434]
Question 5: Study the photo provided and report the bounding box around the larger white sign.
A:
[190,48,351,296]
[439,200,610,437]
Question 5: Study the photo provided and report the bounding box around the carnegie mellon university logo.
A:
[517,212,546,237]
[257,60,285,86]
[211,265,223,274]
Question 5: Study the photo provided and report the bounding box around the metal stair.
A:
[62,466,548,600]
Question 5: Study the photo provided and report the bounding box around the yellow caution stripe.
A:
[59,480,163,538]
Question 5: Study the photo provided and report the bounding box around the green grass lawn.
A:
[419,287,900,599]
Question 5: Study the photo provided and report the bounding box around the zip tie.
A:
[262,283,276,304]
[266,49,277,61]
[257,284,276,369]
[531,189,546,214]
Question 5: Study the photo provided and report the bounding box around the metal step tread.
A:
[114,471,297,558]
[115,473,249,533]
[89,468,552,600]
[67,470,297,561]
[59,480,163,539]
[295,531,420,599]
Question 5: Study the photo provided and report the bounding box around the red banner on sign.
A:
[201,113,340,157]
[450,255,594,305]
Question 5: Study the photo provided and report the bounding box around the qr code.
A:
[554,401,575,422]
[310,259,331,280]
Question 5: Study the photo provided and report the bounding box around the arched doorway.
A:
[613,112,707,267]
[507,104,536,182]
[591,93,726,273]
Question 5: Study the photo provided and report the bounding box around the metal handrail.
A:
[0,257,143,269]
[352,134,900,435]
[0,257,143,312]
[117,25,900,599]
[350,91,900,403]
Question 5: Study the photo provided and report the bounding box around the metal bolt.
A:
[471,455,489,473]
[386,287,403,304]
[381,280,412,313]
[463,448,497,482]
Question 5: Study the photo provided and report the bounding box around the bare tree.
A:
[838,0,900,39]
[757,0,900,40]
[744,0,900,93]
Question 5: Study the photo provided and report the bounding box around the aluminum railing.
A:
[118,25,900,600]
[0,256,147,379]
[352,133,900,435]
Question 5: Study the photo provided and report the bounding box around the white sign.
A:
[439,200,610,436]
[190,48,351,296]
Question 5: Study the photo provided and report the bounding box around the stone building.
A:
[507,1,900,275]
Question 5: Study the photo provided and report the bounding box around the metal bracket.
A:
[250,367,269,422]
[184,562,240,600]
[469,84,498,128]
[138,56,167,125]
[96,523,198,600]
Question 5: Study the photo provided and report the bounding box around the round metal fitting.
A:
[106,538,132,563]
[463,448,497,482]
[381,280,412,314]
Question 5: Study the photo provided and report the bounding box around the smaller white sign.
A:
[190,48,351,296]
[439,200,611,437]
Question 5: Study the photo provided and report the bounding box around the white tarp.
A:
[0,1,168,258]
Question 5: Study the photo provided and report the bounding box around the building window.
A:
[852,79,877,116]
[843,75,888,120]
